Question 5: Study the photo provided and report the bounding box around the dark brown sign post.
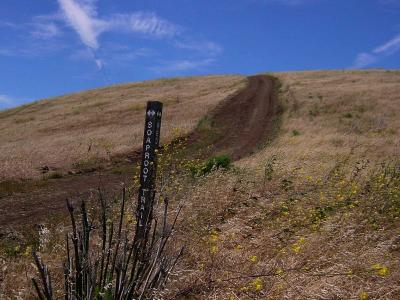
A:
[136,101,163,244]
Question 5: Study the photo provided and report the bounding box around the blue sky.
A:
[1,0,400,109]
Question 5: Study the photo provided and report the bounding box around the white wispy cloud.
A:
[252,0,320,5]
[174,40,223,56]
[0,48,13,56]
[69,48,93,61]
[1,1,220,73]
[0,21,18,29]
[69,48,104,69]
[58,0,103,49]
[0,44,65,58]
[150,58,215,73]
[94,58,103,70]
[70,46,156,67]
[57,0,181,69]
[111,47,157,62]
[351,33,400,68]
[58,0,180,51]
[379,0,400,5]
[31,22,62,39]
[271,0,314,4]
[374,34,400,54]
[107,13,181,38]
[0,95,16,109]
[0,16,62,40]
[352,53,378,69]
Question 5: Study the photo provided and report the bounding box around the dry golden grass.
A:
[1,70,400,299]
[165,70,400,299]
[240,70,400,174]
[0,75,246,180]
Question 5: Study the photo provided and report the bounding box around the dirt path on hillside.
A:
[190,75,280,160]
[0,75,279,229]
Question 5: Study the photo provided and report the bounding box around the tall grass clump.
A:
[31,138,193,299]
[32,188,183,299]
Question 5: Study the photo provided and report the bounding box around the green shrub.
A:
[292,129,301,136]
[264,155,277,181]
[73,157,104,173]
[190,155,231,176]
[46,172,63,179]
[343,112,353,118]
[309,109,318,117]
[0,179,47,197]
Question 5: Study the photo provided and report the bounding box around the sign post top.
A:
[145,101,163,119]
[146,101,163,110]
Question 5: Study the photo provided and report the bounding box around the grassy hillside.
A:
[1,70,399,299]
[174,70,400,299]
[0,75,246,181]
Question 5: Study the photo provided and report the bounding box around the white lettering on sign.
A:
[138,188,149,226]
[137,103,162,231]
[142,119,155,182]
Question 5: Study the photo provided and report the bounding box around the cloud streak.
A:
[58,0,103,49]
[31,22,62,39]
[0,95,16,109]
[58,0,180,51]
[174,40,223,56]
[150,58,215,73]
[1,0,220,73]
[57,0,182,69]
[252,0,321,5]
[352,33,400,68]
[107,13,181,38]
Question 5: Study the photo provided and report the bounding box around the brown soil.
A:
[189,75,280,159]
[0,75,279,229]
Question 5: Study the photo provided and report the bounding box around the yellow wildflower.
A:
[250,255,257,263]
[125,213,134,224]
[359,291,369,300]
[372,264,389,276]
[251,278,263,292]
[276,268,284,276]
[292,244,301,253]
[23,246,32,257]
[209,230,219,243]
[235,244,243,251]
[279,248,287,254]
[210,245,218,254]
[291,237,305,253]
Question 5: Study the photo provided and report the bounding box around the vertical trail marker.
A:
[136,101,163,242]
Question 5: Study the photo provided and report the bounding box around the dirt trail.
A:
[191,75,279,159]
[0,75,279,228]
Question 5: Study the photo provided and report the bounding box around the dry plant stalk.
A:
[32,187,183,299]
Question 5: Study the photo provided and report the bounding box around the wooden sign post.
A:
[136,101,163,244]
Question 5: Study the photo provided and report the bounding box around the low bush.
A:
[190,155,231,176]
[292,129,301,136]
